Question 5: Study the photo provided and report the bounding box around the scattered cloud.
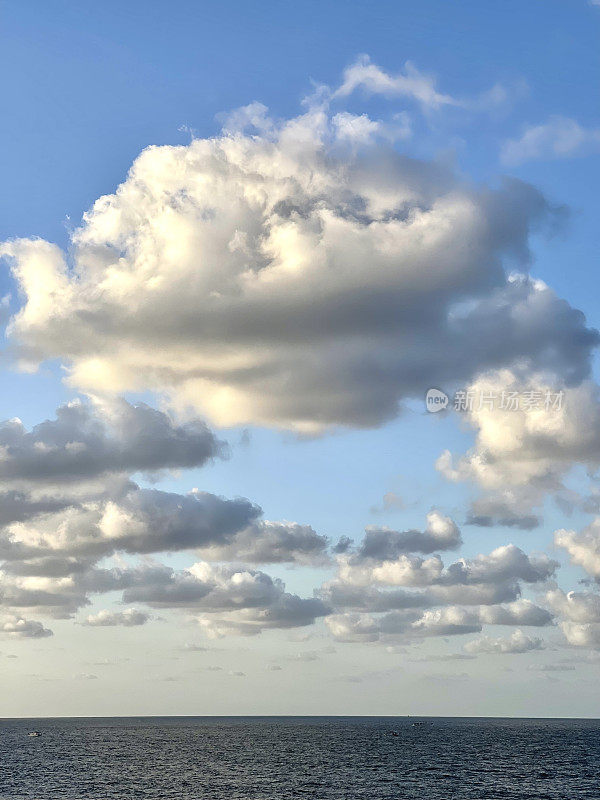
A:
[0,56,597,679]
[355,511,462,559]
[82,608,151,627]
[330,541,557,590]
[326,599,552,644]
[1,615,53,638]
[502,116,600,165]
[333,54,458,108]
[546,588,600,649]
[0,396,224,488]
[370,491,405,514]
[464,629,545,654]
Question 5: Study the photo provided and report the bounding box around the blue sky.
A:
[1,0,600,716]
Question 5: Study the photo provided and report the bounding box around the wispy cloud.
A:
[501,115,600,164]
[333,54,459,109]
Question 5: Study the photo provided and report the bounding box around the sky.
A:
[0,0,600,718]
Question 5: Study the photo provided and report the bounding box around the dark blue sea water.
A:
[0,716,598,799]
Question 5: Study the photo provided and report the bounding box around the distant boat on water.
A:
[27,731,42,737]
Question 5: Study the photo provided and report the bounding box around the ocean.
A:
[0,716,598,799]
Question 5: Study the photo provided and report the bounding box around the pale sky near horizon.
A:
[1,0,600,718]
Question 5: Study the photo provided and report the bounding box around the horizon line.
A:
[2,714,599,721]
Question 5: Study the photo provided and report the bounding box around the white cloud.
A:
[0,59,598,662]
[555,520,600,579]
[322,528,556,645]
[326,600,552,644]
[2,86,592,432]
[546,588,600,649]
[323,523,556,645]
[325,613,381,643]
[0,396,223,491]
[501,116,600,165]
[82,608,151,627]
[0,485,329,576]
[118,561,330,635]
[410,606,483,637]
[333,54,458,109]
[546,589,600,623]
[355,511,462,559]
[478,599,553,627]
[335,541,557,589]
[413,601,552,636]
[218,102,277,136]
[1,614,53,638]
[195,520,329,566]
[559,621,600,649]
[437,370,600,524]
[0,487,262,562]
[331,112,383,144]
[464,629,544,654]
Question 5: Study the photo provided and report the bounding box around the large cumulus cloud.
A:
[1,88,596,432]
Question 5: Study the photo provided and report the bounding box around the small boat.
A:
[411,721,426,727]
[27,731,42,737]
[391,731,400,736]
